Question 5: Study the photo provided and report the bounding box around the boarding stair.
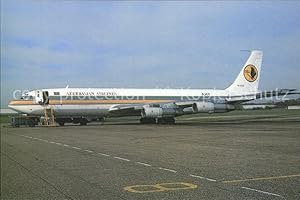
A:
[43,106,56,126]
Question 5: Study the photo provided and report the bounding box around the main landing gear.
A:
[55,117,88,126]
[140,117,175,125]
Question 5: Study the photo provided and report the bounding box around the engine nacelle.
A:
[192,102,235,113]
[192,102,215,113]
[142,107,177,118]
[213,104,235,113]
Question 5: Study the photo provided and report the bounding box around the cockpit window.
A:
[20,96,34,100]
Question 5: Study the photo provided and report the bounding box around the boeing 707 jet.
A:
[8,50,298,125]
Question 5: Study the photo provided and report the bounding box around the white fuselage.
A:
[8,50,264,122]
[9,88,240,117]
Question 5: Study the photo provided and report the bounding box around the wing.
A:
[108,88,299,116]
[108,104,144,116]
[108,101,192,116]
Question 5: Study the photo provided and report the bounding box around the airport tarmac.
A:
[1,110,300,199]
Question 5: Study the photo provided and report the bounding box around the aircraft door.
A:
[35,90,43,104]
[43,91,49,104]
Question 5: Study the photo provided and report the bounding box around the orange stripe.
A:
[9,100,37,105]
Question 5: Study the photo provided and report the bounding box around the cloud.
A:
[1,0,300,107]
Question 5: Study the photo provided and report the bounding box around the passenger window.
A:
[54,92,60,95]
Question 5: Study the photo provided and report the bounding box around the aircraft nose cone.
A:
[8,100,20,113]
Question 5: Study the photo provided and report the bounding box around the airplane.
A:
[8,50,299,125]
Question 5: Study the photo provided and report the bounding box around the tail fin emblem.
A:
[243,65,258,82]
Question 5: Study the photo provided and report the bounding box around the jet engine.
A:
[141,107,177,118]
[191,102,235,113]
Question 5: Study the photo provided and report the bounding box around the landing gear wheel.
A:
[140,118,156,124]
[157,117,175,125]
[55,119,65,126]
[166,117,175,124]
[80,122,87,126]
[58,122,65,126]
[157,118,166,124]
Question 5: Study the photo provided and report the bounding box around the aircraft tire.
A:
[166,117,175,124]
[157,117,175,125]
[140,118,156,124]
[55,119,65,126]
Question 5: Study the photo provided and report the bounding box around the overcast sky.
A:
[1,1,300,107]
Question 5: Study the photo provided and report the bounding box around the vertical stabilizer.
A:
[226,50,263,94]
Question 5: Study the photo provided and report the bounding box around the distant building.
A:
[287,105,300,110]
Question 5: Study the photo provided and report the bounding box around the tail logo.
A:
[243,65,258,82]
